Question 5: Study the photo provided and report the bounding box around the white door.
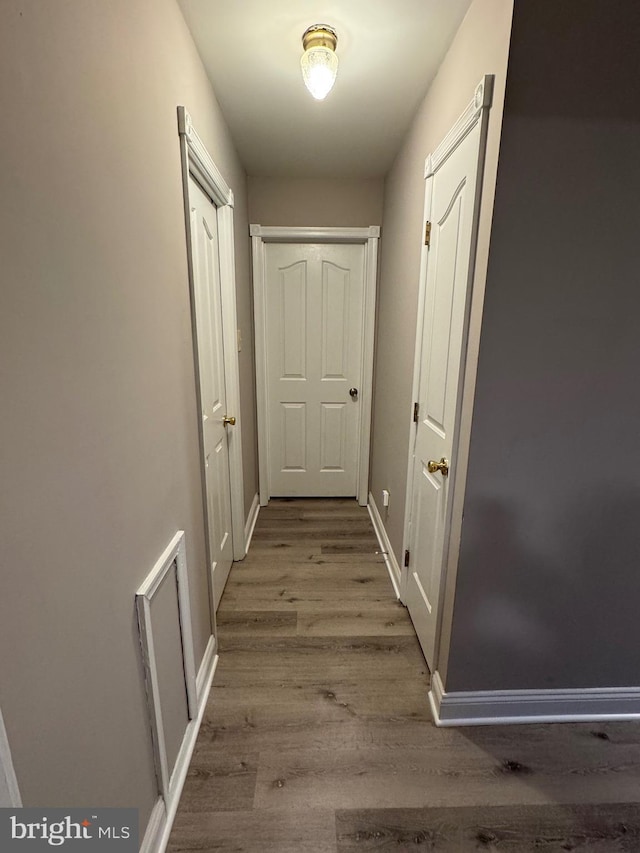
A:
[189,177,234,610]
[264,242,365,497]
[405,117,488,670]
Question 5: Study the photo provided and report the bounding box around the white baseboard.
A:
[244,493,260,554]
[367,492,401,599]
[429,670,640,726]
[196,634,217,707]
[139,797,166,853]
[140,635,219,853]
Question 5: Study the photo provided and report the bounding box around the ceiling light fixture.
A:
[300,24,339,101]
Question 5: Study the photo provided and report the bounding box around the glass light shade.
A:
[300,47,339,100]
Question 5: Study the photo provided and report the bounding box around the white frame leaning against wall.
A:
[177,106,246,568]
[250,225,380,507]
[136,531,219,853]
[136,531,197,801]
[0,706,21,807]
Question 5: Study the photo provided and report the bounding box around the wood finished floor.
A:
[168,499,640,852]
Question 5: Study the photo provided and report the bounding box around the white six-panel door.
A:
[264,242,365,497]
[189,177,234,610]
[405,83,492,671]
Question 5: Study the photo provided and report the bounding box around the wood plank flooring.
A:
[167,499,640,852]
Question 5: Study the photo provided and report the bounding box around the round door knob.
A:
[427,457,449,477]
[349,387,358,399]
[223,415,236,426]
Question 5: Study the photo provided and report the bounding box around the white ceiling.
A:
[178,0,472,178]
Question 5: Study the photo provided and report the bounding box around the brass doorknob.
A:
[223,415,236,426]
[427,457,449,477]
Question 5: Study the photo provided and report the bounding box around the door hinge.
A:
[404,550,410,568]
[424,221,432,246]
[413,402,419,423]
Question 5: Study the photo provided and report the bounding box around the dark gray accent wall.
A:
[444,0,640,691]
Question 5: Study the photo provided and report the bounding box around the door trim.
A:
[177,107,246,583]
[250,225,380,506]
[401,76,494,664]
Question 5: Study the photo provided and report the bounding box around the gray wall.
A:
[444,0,640,691]
[248,176,384,227]
[370,0,514,559]
[0,0,256,824]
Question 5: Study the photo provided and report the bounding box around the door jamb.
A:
[400,77,494,667]
[251,225,380,507]
[178,107,246,594]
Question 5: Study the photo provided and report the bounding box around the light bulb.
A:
[300,25,339,101]
[301,47,339,100]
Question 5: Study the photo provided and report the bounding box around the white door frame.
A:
[401,77,494,664]
[178,107,246,576]
[251,225,379,507]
